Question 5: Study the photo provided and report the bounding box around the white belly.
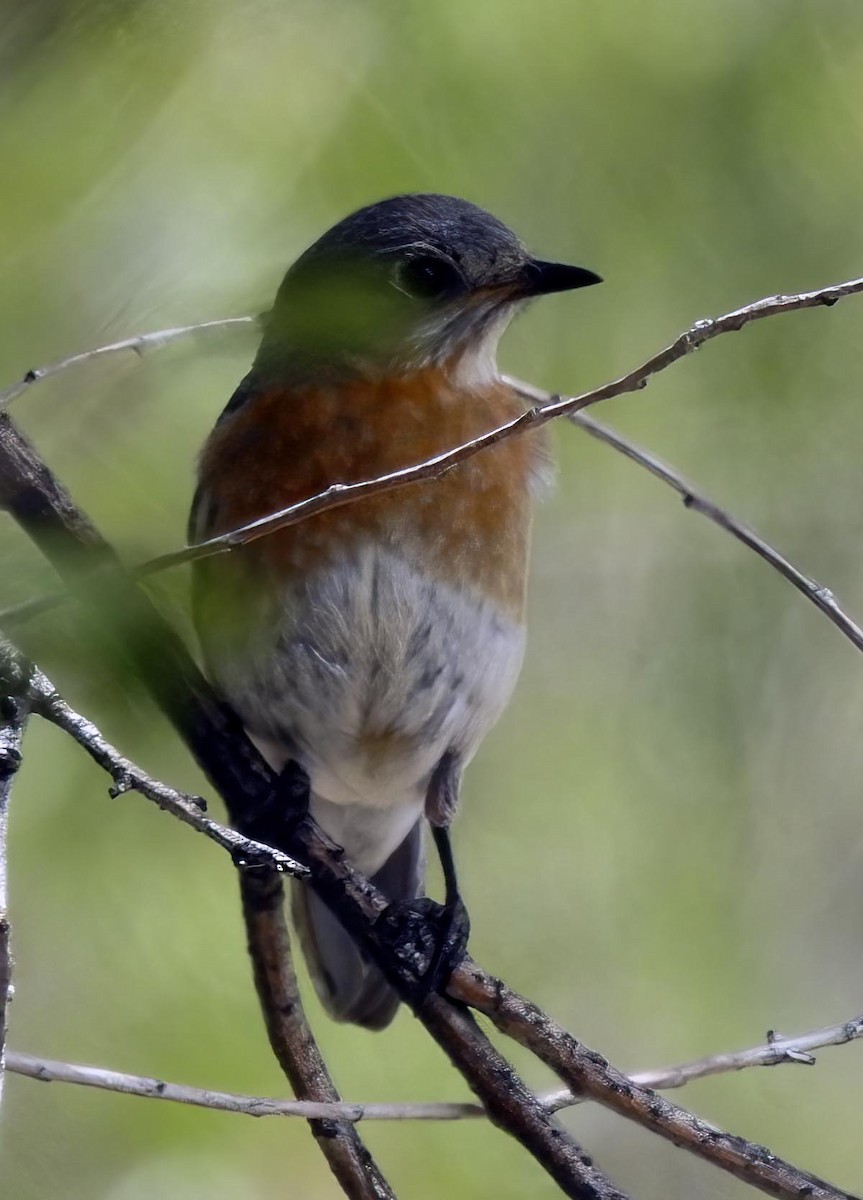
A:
[218,546,525,870]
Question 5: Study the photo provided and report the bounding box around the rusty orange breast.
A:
[195,365,546,618]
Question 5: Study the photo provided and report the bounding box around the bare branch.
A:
[1,278,859,421]
[10,1013,862,1127]
[238,870,396,1200]
[522,385,863,655]
[11,650,857,1179]
[449,967,858,1200]
[4,1049,483,1120]
[0,692,27,1113]
[0,590,68,628]
[270,854,623,1189]
[241,833,626,1200]
[0,317,258,410]
[425,994,626,1199]
[0,385,847,1197]
[620,1015,863,1092]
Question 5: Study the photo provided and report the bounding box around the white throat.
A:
[445,306,516,389]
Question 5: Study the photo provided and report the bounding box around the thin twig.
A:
[9,1013,862,1125]
[520,386,863,654]
[0,692,27,1113]
[4,1049,482,1120]
[0,317,258,410]
[0,643,305,877]
[1,279,858,420]
[0,590,68,628]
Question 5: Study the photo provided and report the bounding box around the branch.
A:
[604,1015,863,1096]
[2,278,859,421]
[4,1048,483,1120]
[31,612,855,1193]
[3,633,854,1195]
[0,642,305,877]
[1,635,375,1191]
[520,388,863,655]
[427,993,625,1199]
[125,275,863,577]
[0,316,258,410]
[0,415,622,1200]
[449,968,859,1200]
[261,807,856,1200]
[10,1013,862,1124]
[237,870,396,1200]
[0,690,27,1113]
[1,376,852,1200]
[241,815,626,1199]
[2,635,390,1197]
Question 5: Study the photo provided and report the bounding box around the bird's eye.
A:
[394,254,465,301]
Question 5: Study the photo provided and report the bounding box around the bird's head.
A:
[257,193,601,383]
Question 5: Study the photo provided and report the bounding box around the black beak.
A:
[520,259,603,297]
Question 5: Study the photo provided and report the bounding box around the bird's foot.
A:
[374,895,470,1006]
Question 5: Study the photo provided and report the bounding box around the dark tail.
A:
[291,819,425,1030]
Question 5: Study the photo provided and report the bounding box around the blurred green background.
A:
[2,1,863,1197]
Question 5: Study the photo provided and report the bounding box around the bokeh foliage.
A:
[2,2,863,1196]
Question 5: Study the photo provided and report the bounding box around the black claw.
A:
[375,816,472,1002]
[428,895,470,995]
[375,895,470,1006]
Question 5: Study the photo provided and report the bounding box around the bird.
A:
[189,194,601,1029]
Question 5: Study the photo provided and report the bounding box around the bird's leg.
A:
[427,821,471,989]
[426,749,470,970]
[375,752,470,1004]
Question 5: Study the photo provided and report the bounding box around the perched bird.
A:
[190,194,600,1028]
